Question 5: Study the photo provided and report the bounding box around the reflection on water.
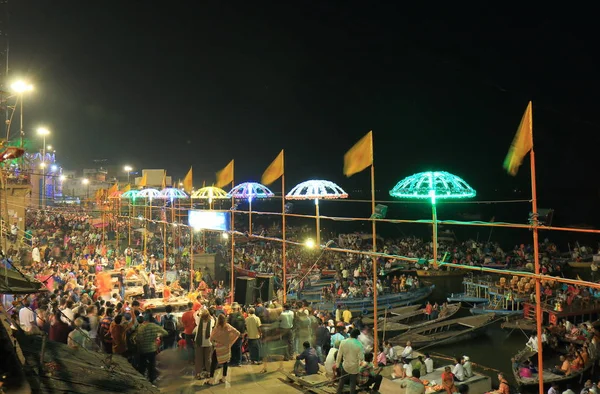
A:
[409,271,595,394]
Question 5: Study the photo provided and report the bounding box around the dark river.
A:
[417,269,598,394]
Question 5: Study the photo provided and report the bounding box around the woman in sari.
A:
[209,313,240,385]
[442,366,457,394]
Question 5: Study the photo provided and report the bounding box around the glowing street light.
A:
[305,238,315,249]
[82,178,89,185]
[59,175,66,182]
[123,165,133,183]
[46,145,53,151]
[222,233,229,239]
[82,178,90,205]
[37,127,51,208]
[11,81,34,149]
[11,81,33,93]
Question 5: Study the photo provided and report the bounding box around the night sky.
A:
[5,3,600,226]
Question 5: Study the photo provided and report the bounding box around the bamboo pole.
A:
[529,113,545,394]
[190,228,194,292]
[282,169,287,304]
[370,159,379,356]
[230,163,235,303]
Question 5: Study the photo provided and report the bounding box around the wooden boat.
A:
[314,284,435,316]
[368,303,462,334]
[567,261,593,268]
[470,304,522,316]
[512,346,596,387]
[500,315,537,332]
[388,313,496,347]
[362,305,421,324]
[416,269,466,277]
[447,293,489,304]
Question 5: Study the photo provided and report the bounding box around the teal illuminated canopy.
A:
[389,171,476,203]
[121,190,140,199]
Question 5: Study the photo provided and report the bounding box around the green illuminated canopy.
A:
[389,171,476,203]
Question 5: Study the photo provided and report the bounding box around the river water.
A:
[416,269,597,394]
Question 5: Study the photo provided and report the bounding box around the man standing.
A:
[245,307,262,364]
[181,302,197,362]
[18,301,36,332]
[136,269,150,299]
[336,328,364,394]
[149,269,157,299]
[136,312,168,384]
[228,303,246,366]
[118,268,126,301]
[279,304,295,360]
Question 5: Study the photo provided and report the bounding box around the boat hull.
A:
[470,306,521,316]
[312,285,435,315]
[447,293,489,304]
[416,269,465,277]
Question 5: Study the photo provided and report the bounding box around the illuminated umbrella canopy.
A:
[286,179,348,200]
[229,182,274,235]
[159,187,189,200]
[191,186,230,208]
[286,179,348,246]
[229,182,274,200]
[389,171,476,203]
[137,188,161,199]
[389,171,476,267]
[121,190,140,200]
[108,190,123,199]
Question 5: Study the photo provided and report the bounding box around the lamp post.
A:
[124,165,133,183]
[11,81,34,150]
[37,127,50,208]
[82,178,90,206]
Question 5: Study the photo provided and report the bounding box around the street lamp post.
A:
[37,127,50,208]
[124,165,133,184]
[11,81,34,149]
[82,178,90,207]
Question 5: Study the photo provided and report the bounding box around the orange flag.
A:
[504,101,533,176]
[261,150,284,186]
[343,131,373,177]
[122,184,131,193]
[139,172,147,187]
[107,183,118,195]
[215,160,234,188]
[183,167,193,193]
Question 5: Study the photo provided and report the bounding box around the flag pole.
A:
[190,228,194,293]
[370,133,379,357]
[282,150,287,304]
[230,160,235,304]
[529,105,544,394]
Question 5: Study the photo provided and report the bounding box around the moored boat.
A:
[388,313,496,347]
[512,346,595,387]
[370,302,462,334]
[447,293,489,304]
[313,284,435,316]
[416,269,466,277]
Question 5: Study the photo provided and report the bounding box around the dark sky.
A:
[5,2,600,222]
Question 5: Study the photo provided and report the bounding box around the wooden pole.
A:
[282,163,287,304]
[163,220,167,285]
[230,162,235,303]
[315,199,320,246]
[190,228,194,292]
[370,153,379,357]
[528,106,544,394]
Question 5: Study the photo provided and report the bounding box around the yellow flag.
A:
[261,150,284,186]
[183,167,193,193]
[108,182,118,195]
[161,171,167,189]
[216,160,234,188]
[343,131,373,177]
[139,172,147,187]
[504,101,533,176]
[122,184,131,193]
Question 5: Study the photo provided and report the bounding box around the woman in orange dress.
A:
[441,366,457,394]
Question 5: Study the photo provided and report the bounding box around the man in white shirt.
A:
[149,269,157,298]
[462,355,473,378]
[452,357,465,381]
[400,341,413,359]
[32,246,41,263]
[61,300,75,325]
[424,353,434,374]
[335,328,364,394]
[324,340,340,377]
[19,301,36,332]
